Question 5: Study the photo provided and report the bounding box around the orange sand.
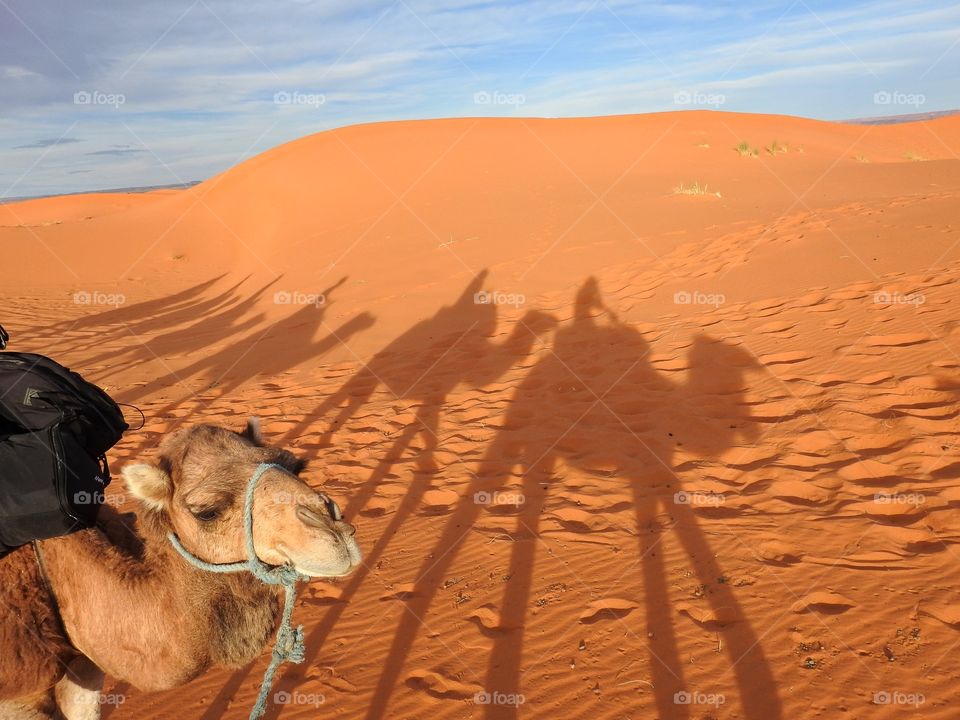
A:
[2,110,960,719]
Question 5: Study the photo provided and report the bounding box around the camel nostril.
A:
[296,504,327,528]
[339,521,357,538]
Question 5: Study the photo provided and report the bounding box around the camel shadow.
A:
[360,277,781,719]
[199,270,554,720]
[62,275,377,719]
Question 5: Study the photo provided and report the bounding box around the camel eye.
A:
[193,507,220,522]
[325,498,342,521]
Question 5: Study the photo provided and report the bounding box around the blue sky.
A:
[1,0,957,197]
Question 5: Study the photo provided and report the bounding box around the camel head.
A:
[121,419,361,578]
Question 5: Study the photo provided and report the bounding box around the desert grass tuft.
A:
[674,181,720,197]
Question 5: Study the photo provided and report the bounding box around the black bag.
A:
[0,351,128,553]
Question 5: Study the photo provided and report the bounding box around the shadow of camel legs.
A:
[200,274,555,720]
[364,277,782,719]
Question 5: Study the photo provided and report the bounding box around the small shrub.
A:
[766,139,788,155]
[674,181,720,197]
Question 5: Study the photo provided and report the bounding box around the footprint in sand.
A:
[359,496,392,517]
[676,602,738,628]
[578,598,638,623]
[844,433,908,455]
[837,459,901,484]
[758,351,813,366]
[766,480,835,505]
[405,670,480,700]
[302,583,344,605]
[864,333,931,347]
[420,489,459,515]
[757,539,804,565]
[847,498,929,522]
[916,593,960,628]
[380,583,419,601]
[468,605,513,633]
[790,591,856,614]
[756,320,797,334]
[792,431,840,454]
[939,486,960,505]
[550,508,612,533]
[856,371,895,385]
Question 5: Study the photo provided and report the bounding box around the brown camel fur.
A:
[0,419,361,719]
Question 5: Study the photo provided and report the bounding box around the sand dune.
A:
[2,110,960,718]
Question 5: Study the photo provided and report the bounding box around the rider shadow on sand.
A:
[110,276,375,467]
[364,277,783,720]
[200,270,555,720]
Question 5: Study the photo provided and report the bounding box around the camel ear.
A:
[122,464,172,511]
[241,417,263,446]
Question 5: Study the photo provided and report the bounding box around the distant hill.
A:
[0,180,200,204]
[844,109,960,125]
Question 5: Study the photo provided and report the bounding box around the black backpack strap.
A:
[31,540,68,637]
[0,324,7,350]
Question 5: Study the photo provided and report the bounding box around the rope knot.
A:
[275,623,306,664]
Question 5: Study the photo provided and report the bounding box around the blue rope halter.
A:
[168,462,308,720]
